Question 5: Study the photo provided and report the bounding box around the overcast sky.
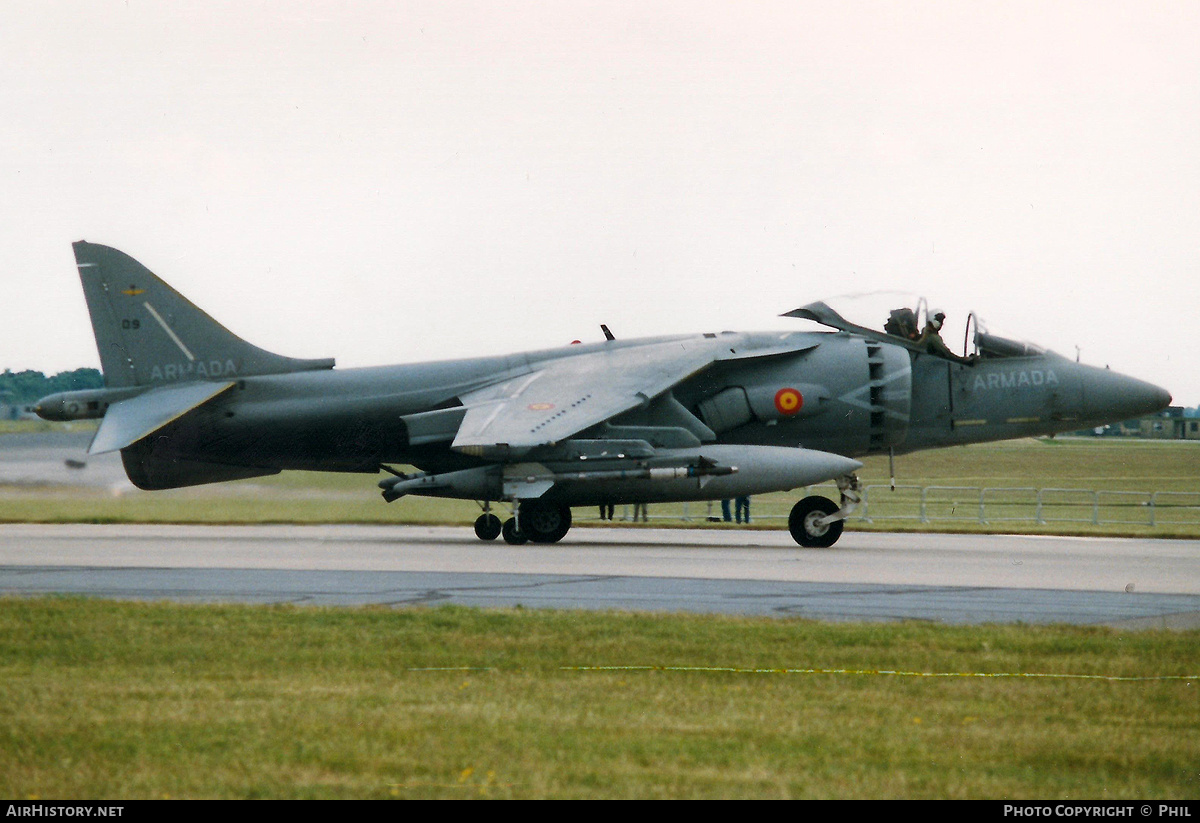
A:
[3,1,1198,404]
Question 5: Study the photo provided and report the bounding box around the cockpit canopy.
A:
[783,293,1045,363]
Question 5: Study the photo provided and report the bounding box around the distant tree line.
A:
[0,368,103,406]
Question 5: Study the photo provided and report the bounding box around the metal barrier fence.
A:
[605,485,1200,528]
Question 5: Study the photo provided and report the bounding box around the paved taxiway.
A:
[1,523,1198,627]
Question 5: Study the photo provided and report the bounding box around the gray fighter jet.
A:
[36,242,1171,547]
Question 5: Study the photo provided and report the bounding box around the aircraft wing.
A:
[451,336,815,458]
[89,381,236,455]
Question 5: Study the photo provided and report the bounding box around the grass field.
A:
[1,598,1197,800]
[4,428,1198,798]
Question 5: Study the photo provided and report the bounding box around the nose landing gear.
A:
[787,474,861,548]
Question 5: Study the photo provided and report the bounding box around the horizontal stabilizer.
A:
[89,381,235,455]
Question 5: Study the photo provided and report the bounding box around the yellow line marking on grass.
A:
[559,665,1198,682]
[403,665,1197,682]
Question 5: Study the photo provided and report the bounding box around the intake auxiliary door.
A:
[865,340,913,452]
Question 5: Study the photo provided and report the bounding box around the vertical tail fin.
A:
[73,241,334,388]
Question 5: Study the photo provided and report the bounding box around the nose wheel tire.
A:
[474,513,502,541]
[788,496,843,548]
[517,500,572,544]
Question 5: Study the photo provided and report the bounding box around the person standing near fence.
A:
[735,495,751,524]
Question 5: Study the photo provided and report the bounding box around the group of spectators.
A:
[598,497,752,524]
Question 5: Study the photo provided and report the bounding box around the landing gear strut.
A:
[787,475,861,548]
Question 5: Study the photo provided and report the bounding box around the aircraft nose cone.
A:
[1152,384,1173,411]
[1082,368,1172,424]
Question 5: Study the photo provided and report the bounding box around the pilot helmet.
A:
[930,310,946,330]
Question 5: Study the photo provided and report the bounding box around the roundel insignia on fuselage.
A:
[774,388,803,416]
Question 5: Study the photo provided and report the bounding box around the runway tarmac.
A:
[2,523,1198,627]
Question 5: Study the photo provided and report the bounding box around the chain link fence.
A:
[600,485,1200,529]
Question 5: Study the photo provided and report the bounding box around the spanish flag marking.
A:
[774,388,803,416]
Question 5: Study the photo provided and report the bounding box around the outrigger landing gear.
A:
[485,498,572,544]
[499,499,527,544]
[501,517,527,545]
[473,501,503,541]
[787,474,862,548]
[480,508,568,547]
[474,513,502,541]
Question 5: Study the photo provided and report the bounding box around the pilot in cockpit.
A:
[917,310,977,365]
[883,307,921,341]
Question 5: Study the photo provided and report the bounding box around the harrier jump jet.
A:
[36,242,1171,547]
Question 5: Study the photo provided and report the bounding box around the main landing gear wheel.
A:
[518,500,572,544]
[474,513,502,541]
[501,517,527,545]
[788,495,843,548]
